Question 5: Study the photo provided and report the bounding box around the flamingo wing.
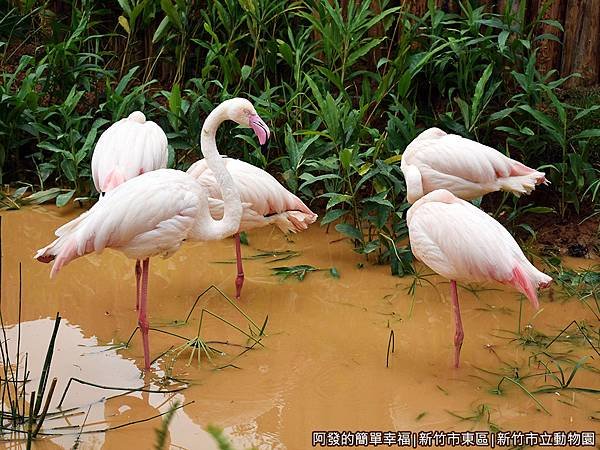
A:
[92,115,168,193]
[407,190,551,306]
[402,130,547,201]
[36,170,203,275]
[405,134,514,184]
[188,158,315,217]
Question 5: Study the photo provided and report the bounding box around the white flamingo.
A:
[407,189,552,367]
[401,128,548,203]
[187,158,317,298]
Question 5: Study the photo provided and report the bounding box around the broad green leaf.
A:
[321,209,349,225]
[348,38,385,67]
[326,194,352,209]
[169,83,181,115]
[523,206,554,214]
[519,105,564,147]
[383,155,402,165]
[574,105,600,121]
[152,16,171,43]
[56,190,75,207]
[573,129,600,140]
[362,194,393,208]
[471,63,494,125]
[335,223,363,241]
[60,159,77,182]
[24,188,61,204]
[541,19,564,32]
[339,148,352,172]
[498,30,509,51]
[277,40,293,66]
[241,65,251,81]
[298,173,339,191]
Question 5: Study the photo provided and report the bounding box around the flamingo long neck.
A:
[192,104,242,240]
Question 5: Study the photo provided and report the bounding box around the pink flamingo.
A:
[401,128,548,204]
[187,155,317,300]
[35,98,267,370]
[406,189,552,367]
[91,110,169,310]
[91,111,168,193]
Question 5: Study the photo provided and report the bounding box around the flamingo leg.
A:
[135,259,141,311]
[138,258,151,370]
[234,233,244,299]
[450,280,464,368]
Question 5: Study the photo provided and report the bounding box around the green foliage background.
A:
[1,0,599,271]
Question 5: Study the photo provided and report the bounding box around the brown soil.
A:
[524,213,599,258]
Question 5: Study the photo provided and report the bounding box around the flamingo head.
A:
[224,98,271,150]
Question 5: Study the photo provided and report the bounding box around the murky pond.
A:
[0,205,598,449]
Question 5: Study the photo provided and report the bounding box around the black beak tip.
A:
[260,141,269,153]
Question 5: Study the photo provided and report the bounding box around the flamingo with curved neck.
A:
[34,98,265,370]
[187,100,317,298]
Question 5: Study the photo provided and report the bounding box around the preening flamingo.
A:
[91,110,169,310]
[187,158,318,298]
[401,128,548,204]
[406,189,552,367]
[35,98,267,369]
[91,111,168,193]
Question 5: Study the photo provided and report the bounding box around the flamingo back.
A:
[92,112,168,193]
[401,129,546,201]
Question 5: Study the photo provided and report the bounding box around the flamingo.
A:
[401,128,548,204]
[91,111,168,193]
[35,98,268,369]
[91,110,169,310]
[187,157,317,300]
[406,189,552,367]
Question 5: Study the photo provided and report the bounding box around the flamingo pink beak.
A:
[249,113,270,146]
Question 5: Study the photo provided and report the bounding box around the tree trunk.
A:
[407,0,428,17]
[436,0,459,13]
[561,0,600,86]
[533,0,567,77]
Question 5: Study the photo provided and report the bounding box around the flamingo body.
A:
[35,169,220,275]
[91,111,168,193]
[90,111,169,312]
[407,189,551,366]
[401,128,547,203]
[187,158,317,232]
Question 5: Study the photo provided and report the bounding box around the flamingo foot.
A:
[138,258,151,370]
[450,280,464,368]
[234,233,245,300]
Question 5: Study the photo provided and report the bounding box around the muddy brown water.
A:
[0,206,598,449]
